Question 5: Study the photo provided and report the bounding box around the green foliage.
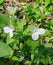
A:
[0,41,13,57]
[0,13,9,27]
[8,7,17,15]
[0,0,4,4]
[0,0,53,65]
[16,19,26,31]
[0,60,6,65]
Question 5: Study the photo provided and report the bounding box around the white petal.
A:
[30,26,35,32]
[30,26,38,33]
[38,28,45,35]
[4,26,14,34]
[9,26,14,32]
[6,6,10,11]
[32,32,39,41]
[4,27,10,33]
[9,32,13,38]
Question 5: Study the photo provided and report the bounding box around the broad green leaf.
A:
[41,57,49,65]
[44,43,52,48]
[48,6,53,11]
[11,56,19,61]
[52,0,53,3]
[26,39,39,51]
[0,13,9,27]
[43,29,51,36]
[6,35,15,45]
[23,25,34,35]
[31,54,34,61]
[12,56,24,62]
[8,7,17,15]
[19,56,24,62]
[23,25,31,35]
[48,20,53,26]
[16,19,26,31]
[45,0,50,4]
[0,0,3,4]
[19,43,23,50]
[0,41,13,57]
[34,58,40,65]
[24,60,32,65]
[39,7,43,15]
[51,60,53,65]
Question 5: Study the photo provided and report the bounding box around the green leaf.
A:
[11,56,24,62]
[0,0,4,4]
[23,25,32,35]
[48,20,53,26]
[27,39,39,52]
[41,57,49,65]
[43,29,51,36]
[31,54,34,61]
[24,60,32,65]
[15,62,19,65]
[51,60,53,65]
[11,55,24,62]
[9,7,17,15]
[0,41,13,57]
[45,0,50,4]
[48,5,53,11]
[34,58,40,65]
[6,35,15,45]
[52,0,53,3]
[0,13,9,27]
[16,19,26,31]
[44,43,52,48]
[19,43,23,50]
[19,56,24,62]
[11,56,19,61]
[39,7,43,15]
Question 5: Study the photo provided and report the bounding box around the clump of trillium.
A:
[3,26,14,38]
[30,26,46,41]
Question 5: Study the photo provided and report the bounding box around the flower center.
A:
[34,30,38,32]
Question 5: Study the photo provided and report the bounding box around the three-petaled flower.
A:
[30,26,46,41]
[4,26,14,38]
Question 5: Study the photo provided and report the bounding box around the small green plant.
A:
[0,0,53,65]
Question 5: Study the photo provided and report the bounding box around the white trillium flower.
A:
[32,32,39,41]
[4,26,14,38]
[30,26,45,41]
[38,28,45,35]
[9,31,14,38]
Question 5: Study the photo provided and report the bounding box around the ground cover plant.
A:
[0,0,53,65]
